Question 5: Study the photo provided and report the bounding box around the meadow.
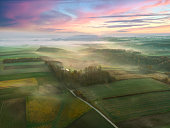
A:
[78,78,170,101]
[0,78,38,89]
[97,91,170,122]
[77,78,170,127]
[0,47,113,128]
[0,44,169,128]
[0,98,26,128]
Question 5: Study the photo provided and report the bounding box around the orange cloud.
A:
[127,25,170,33]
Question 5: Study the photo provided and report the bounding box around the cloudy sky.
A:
[0,0,170,35]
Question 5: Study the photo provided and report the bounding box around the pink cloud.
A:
[1,0,169,34]
[140,0,170,10]
[5,1,56,27]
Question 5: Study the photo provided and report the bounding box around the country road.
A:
[66,88,118,128]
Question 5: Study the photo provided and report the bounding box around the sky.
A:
[0,0,170,35]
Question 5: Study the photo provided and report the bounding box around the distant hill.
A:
[51,35,100,41]
[65,35,100,41]
[84,48,170,72]
[36,46,68,53]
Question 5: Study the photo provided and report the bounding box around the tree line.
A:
[3,58,42,63]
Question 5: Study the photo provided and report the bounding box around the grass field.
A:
[0,98,26,128]
[117,111,170,128]
[0,67,50,75]
[56,95,91,128]
[67,109,114,128]
[0,70,58,128]
[0,72,51,81]
[77,78,170,127]
[1,46,169,128]
[0,78,38,100]
[0,47,96,128]
[26,93,91,128]
[0,85,38,101]
[96,91,170,122]
[3,64,46,70]
[0,59,48,76]
[22,73,93,128]
[0,52,34,57]
[26,96,61,124]
[0,46,37,53]
[0,54,39,61]
[4,61,45,66]
[0,78,38,89]
[0,49,49,75]
[78,78,170,101]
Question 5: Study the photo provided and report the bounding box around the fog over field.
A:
[0,0,170,127]
[1,32,170,56]
[1,28,170,128]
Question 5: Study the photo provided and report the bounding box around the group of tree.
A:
[47,61,115,86]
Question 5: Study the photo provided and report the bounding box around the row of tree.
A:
[3,58,42,63]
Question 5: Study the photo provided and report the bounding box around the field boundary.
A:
[103,89,170,100]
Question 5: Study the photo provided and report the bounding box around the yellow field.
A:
[33,124,52,128]
[0,78,38,89]
[26,96,60,123]
[66,98,91,119]
[58,98,91,128]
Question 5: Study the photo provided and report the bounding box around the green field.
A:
[25,92,113,128]
[96,91,170,122]
[0,50,47,83]
[0,86,37,100]
[0,72,51,81]
[0,50,49,75]
[0,46,37,53]
[0,66,49,75]
[4,61,45,66]
[0,45,169,128]
[0,98,26,128]
[0,53,39,61]
[67,109,113,128]
[3,64,46,70]
[0,52,112,128]
[77,78,170,127]
[78,78,170,101]
[117,111,170,128]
